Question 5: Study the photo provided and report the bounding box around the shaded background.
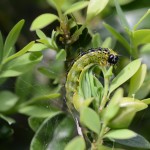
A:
[0,0,150,149]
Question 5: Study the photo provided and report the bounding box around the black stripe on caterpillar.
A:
[65,47,118,102]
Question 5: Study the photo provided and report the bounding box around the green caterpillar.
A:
[65,47,118,103]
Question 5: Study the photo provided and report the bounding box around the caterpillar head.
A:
[108,54,118,65]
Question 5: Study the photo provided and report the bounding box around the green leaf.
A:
[30,114,75,150]
[128,64,147,97]
[92,33,102,48]
[30,13,59,31]
[0,52,42,78]
[104,129,137,140]
[3,41,35,64]
[133,29,150,46]
[120,97,148,111]
[140,43,150,54]
[109,59,141,94]
[101,37,112,48]
[103,23,130,52]
[80,106,100,134]
[142,98,150,105]
[36,29,47,39]
[28,43,47,51]
[15,72,33,100]
[134,9,150,30]
[3,20,25,58]
[22,93,60,106]
[0,91,18,112]
[0,31,4,62]
[103,88,123,124]
[28,117,47,132]
[64,136,85,150]
[47,0,66,9]
[135,82,150,99]
[115,133,150,149]
[0,114,15,125]
[114,0,130,30]
[64,1,89,15]
[108,97,147,129]
[19,105,61,118]
[86,0,109,22]
[56,49,66,61]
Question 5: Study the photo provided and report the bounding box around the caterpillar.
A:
[65,47,118,103]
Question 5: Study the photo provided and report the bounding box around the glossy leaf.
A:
[64,136,85,150]
[18,105,61,118]
[133,29,150,46]
[30,114,75,150]
[128,64,147,97]
[30,13,59,31]
[103,23,130,52]
[3,41,35,64]
[28,117,48,132]
[80,106,100,134]
[64,1,89,15]
[0,52,42,78]
[109,59,141,94]
[0,91,18,112]
[115,133,150,149]
[86,0,109,22]
[114,0,130,30]
[104,129,136,140]
[3,20,25,58]
[0,114,15,125]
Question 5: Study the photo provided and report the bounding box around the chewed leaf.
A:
[30,13,59,31]
[109,59,141,94]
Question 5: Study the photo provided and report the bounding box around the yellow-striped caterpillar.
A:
[65,47,118,103]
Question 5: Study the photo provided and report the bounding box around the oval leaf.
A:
[30,114,75,150]
[64,136,85,150]
[0,91,18,112]
[133,29,150,46]
[104,129,137,140]
[30,13,59,31]
[64,1,89,15]
[128,64,147,97]
[86,0,109,22]
[3,20,25,58]
[109,59,141,94]
[115,133,150,149]
[80,106,100,134]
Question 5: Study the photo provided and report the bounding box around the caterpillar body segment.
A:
[65,47,118,103]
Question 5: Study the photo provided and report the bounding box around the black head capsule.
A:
[108,54,118,65]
